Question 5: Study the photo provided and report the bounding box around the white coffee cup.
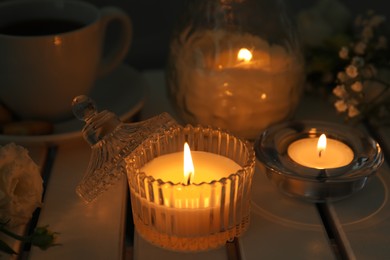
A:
[0,0,132,122]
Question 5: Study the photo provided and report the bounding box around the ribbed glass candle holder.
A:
[126,125,255,252]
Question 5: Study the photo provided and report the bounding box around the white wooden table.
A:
[1,69,389,259]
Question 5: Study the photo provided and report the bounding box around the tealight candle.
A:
[254,120,383,202]
[287,134,354,169]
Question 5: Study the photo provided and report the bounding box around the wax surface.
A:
[140,151,241,184]
[134,151,244,241]
[288,138,354,169]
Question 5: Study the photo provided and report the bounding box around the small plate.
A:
[0,64,146,145]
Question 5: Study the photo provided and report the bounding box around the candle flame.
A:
[237,48,252,62]
[183,142,194,185]
[317,134,327,157]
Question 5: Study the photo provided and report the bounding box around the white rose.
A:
[0,143,43,227]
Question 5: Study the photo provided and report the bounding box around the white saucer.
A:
[0,64,146,145]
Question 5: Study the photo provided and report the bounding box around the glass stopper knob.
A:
[72,95,97,122]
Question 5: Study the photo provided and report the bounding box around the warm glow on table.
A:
[287,134,354,169]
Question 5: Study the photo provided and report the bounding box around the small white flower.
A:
[348,105,360,117]
[339,46,349,59]
[334,100,348,112]
[354,42,367,55]
[346,65,359,78]
[333,85,347,97]
[351,81,363,92]
[337,71,348,82]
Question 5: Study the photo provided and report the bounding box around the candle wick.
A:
[186,172,193,185]
[319,150,322,158]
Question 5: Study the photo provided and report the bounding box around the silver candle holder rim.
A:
[254,120,384,202]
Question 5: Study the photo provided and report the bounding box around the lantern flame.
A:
[237,48,252,62]
[183,143,194,185]
[317,134,327,157]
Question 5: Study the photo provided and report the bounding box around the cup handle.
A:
[97,7,132,77]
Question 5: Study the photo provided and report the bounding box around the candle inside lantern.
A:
[234,48,255,68]
[287,134,354,169]
[171,30,305,139]
[237,48,253,61]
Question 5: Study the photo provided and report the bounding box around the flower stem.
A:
[0,225,28,242]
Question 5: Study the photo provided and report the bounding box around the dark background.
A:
[89,0,386,70]
[0,0,387,70]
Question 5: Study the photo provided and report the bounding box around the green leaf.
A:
[29,226,60,250]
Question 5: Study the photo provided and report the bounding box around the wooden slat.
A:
[327,125,390,259]
[238,164,335,260]
[28,139,127,260]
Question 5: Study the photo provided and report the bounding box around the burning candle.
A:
[171,30,305,139]
[142,143,241,185]
[287,134,354,169]
[254,120,383,202]
[128,125,255,251]
[137,143,241,234]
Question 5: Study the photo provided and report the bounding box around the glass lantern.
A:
[167,0,305,140]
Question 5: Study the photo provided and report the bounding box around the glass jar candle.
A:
[126,125,255,251]
[167,0,305,139]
